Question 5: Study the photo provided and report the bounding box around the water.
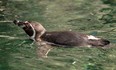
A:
[0,0,116,70]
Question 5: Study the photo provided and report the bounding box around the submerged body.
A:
[41,31,110,47]
[41,31,88,46]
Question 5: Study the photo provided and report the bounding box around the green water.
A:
[0,0,116,70]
